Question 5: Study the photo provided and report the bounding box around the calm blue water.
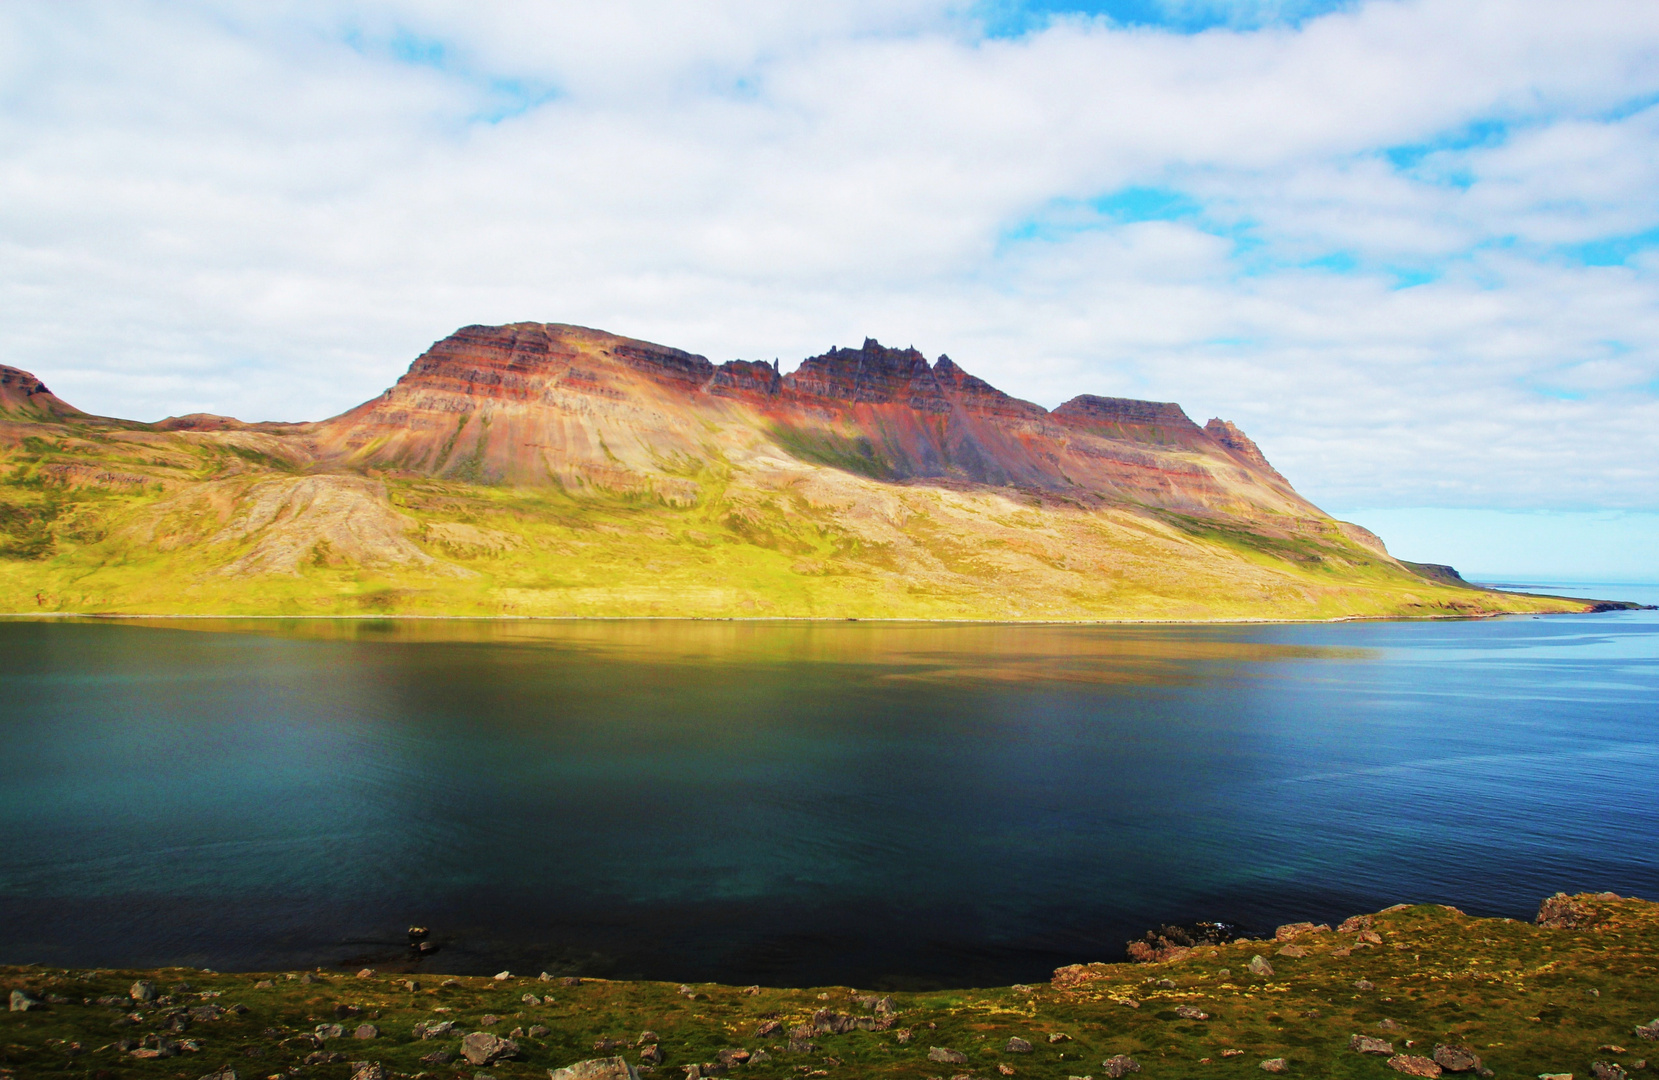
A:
[1,589,1656,988]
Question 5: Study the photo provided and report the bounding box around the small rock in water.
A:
[1260,1060,1289,1074]
[1103,1054,1141,1077]
[1248,955,1275,978]
[1350,1035,1394,1055]
[1386,1054,1442,1077]
[929,1047,968,1064]
[1005,1037,1033,1053]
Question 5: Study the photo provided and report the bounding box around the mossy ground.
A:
[4,896,1657,1079]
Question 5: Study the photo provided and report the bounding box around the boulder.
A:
[1260,1060,1288,1073]
[460,1032,520,1066]
[1005,1037,1033,1053]
[638,1044,662,1064]
[1175,1005,1209,1020]
[1386,1054,1443,1077]
[9,990,42,1012]
[197,1069,239,1080]
[524,993,543,1006]
[415,1020,455,1039]
[547,1057,641,1080]
[314,1024,345,1039]
[1432,1044,1482,1072]
[1103,1054,1141,1077]
[1350,1035,1394,1055]
[1537,892,1597,929]
[1275,922,1317,941]
[530,1025,551,1038]
[1247,955,1274,978]
[1276,945,1308,958]
[1591,1063,1628,1080]
[419,1050,453,1065]
[349,1064,386,1080]
[928,1047,968,1064]
[353,1024,379,1039]
[130,980,158,1003]
[1637,1018,1659,1040]
[754,1020,782,1038]
[1354,980,1376,991]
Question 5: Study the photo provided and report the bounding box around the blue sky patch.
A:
[1561,227,1659,267]
[978,0,1358,36]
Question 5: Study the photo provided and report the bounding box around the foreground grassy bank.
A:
[5,894,1657,1080]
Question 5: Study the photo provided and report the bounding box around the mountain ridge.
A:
[0,323,1610,619]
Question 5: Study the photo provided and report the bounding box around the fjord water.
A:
[1,600,1656,988]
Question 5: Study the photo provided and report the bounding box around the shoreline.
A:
[5,892,1655,1079]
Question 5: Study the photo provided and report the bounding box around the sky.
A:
[2,0,1657,579]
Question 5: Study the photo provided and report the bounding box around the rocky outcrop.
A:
[0,365,81,418]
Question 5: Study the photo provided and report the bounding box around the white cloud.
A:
[1,0,1658,515]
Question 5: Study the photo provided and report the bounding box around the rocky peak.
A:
[1205,419,1279,474]
[785,339,945,409]
[0,365,81,417]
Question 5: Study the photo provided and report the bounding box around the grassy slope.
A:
[4,895,1657,1079]
[0,415,1598,620]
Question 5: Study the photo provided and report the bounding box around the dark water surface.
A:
[2,594,1656,988]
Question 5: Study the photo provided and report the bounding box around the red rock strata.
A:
[307,323,1322,521]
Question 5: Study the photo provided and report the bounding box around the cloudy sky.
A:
[4,0,1657,577]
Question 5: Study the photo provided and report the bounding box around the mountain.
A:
[0,323,1602,618]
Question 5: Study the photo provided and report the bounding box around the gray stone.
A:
[416,1019,456,1039]
[130,980,158,1003]
[1637,1018,1659,1040]
[638,1044,662,1064]
[530,1024,551,1038]
[928,1047,968,1064]
[1260,1060,1288,1073]
[1103,1054,1141,1077]
[460,1031,520,1066]
[349,1064,387,1080]
[1247,955,1274,978]
[314,1023,345,1039]
[547,1057,640,1080]
[524,993,543,1006]
[1005,1037,1033,1053]
[1350,1034,1394,1055]
[1432,1044,1482,1072]
[353,1024,379,1039]
[9,990,42,1012]
[1385,1053,1442,1077]
[1175,1005,1209,1020]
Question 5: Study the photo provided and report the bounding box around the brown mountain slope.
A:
[0,323,1609,619]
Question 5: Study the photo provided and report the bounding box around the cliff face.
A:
[306,323,1319,520]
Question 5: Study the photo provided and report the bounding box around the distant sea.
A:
[1,587,1655,988]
